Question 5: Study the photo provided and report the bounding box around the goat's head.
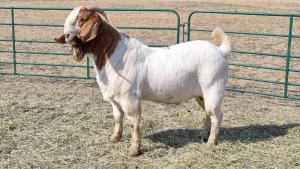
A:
[54,6,108,61]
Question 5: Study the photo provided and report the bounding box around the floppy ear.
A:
[77,13,100,43]
[54,34,66,44]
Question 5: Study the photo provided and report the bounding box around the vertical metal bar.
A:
[86,57,90,79]
[187,23,191,41]
[284,15,294,98]
[11,7,17,74]
[175,11,180,44]
[181,23,186,42]
[187,12,193,42]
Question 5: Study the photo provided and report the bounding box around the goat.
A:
[55,6,231,157]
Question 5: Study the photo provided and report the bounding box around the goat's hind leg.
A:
[110,101,124,143]
[195,97,211,142]
[206,110,223,146]
[202,114,211,142]
[203,89,225,147]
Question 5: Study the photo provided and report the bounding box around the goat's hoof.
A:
[128,145,141,157]
[201,131,210,143]
[205,141,217,148]
[201,137,208,143]
[110,135,121,143]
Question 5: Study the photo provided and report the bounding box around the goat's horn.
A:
[86,6,108,22]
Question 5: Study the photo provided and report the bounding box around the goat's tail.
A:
[211,27,231,59]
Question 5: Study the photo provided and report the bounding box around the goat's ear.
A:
[77,13,100,43]
[54,35,66,44]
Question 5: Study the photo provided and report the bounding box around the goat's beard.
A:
[71,45,84,62]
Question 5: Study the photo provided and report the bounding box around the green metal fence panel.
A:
[187,10,300,100]
[0,6,181,79]
[1,7,300,100]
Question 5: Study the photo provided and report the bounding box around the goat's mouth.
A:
[65,33,77,45]
[66,38,76,45]
[67,40,76,45]
[71,45,84,62]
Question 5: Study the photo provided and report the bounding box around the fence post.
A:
[86,57,90,79]
[11,7,17,75]
[283,15,294,98]
[167,9,181,44]
[187,14,191,42]
[186,11,197,42]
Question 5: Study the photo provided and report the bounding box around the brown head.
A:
[54,6,121,68]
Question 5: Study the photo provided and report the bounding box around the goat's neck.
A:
[87,20,122,70]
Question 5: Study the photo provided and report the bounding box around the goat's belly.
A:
[141,85,201,104]
[143,95,194,104]
[142,91,197,104]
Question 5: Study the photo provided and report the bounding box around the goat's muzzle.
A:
[64,33,77,45]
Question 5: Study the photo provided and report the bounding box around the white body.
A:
[93,35,228,108]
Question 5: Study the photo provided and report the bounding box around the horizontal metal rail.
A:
[189,27,295,38]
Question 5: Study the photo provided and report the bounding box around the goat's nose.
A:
[65,34,70,38]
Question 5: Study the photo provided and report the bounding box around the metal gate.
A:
[187,10,300,100]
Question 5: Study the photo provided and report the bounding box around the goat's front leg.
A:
[123,99,142,157]
[128,116,141,157]
[110,101,124,143]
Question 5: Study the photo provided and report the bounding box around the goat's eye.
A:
[78,17,88,27]
[82,17,88,21]
[79,17,87,23]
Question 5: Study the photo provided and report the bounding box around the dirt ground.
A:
[0,0,300,168]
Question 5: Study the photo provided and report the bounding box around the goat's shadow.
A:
[146,123,300,148]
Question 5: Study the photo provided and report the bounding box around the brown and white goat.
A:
[55,6,231,156]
